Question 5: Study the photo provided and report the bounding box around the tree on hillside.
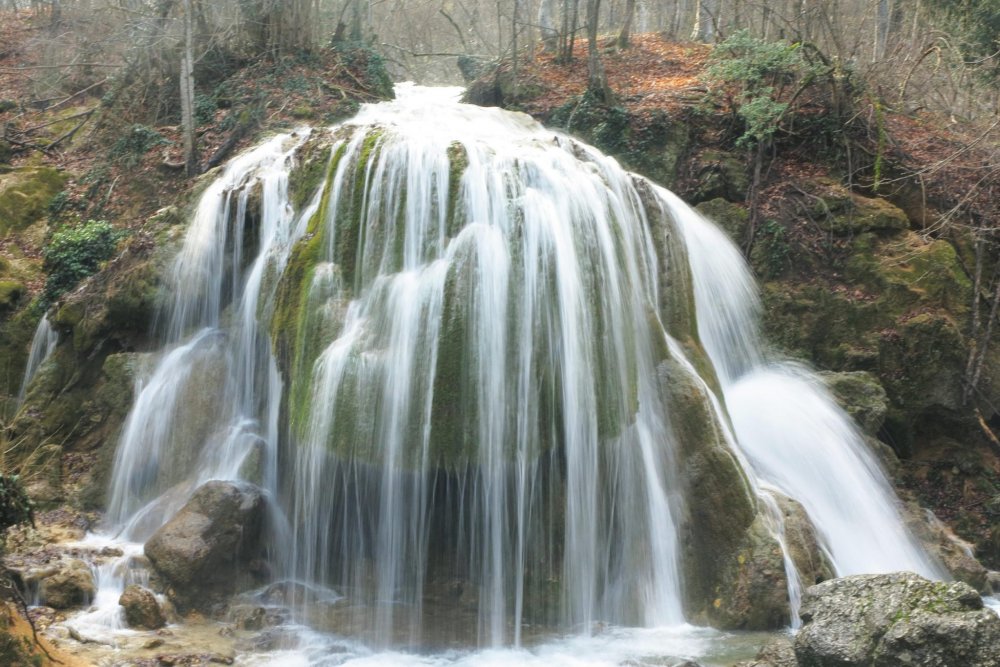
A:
[586,0,613,102]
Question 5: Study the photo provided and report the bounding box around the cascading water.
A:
[17,312,57,403]
[68,83,949,663]
[672,192,943,579]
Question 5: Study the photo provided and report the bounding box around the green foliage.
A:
[933,0,1000,78]
[704,30,822,149]
[194,93,217,125]
[336,45,395,100]
[757,219,790,277]
[47,190,70,220]
[0,474,33,539]
[108,124,170,166]
[43,219,123,304]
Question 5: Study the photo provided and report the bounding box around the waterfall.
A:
[17,313,57,403]
[672,193,942,579]
[92,83,944,656]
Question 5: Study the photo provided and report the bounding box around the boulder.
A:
[144,480,265,610]
[36,558,95,609]
[119,584,166,629]
[794,572,1000,667]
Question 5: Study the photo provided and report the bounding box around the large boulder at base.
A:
[144,480,265,611]
[119,584,166,629]
[794,572,1000,667]
[34,558,95,609]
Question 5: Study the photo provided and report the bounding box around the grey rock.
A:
[794,572,1000,667]
[144,480,265,610]
[119,583,166,629]
[36,558,95,609]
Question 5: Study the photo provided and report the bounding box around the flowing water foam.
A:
[45,84,948,663]
[672,192,942,580]
[17,312,57,403]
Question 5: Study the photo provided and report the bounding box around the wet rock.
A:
[903,504,990,593]
[35,558,95,609]
[710,512,794,630]
[794,572,1000,667]
[144,480,265,611]
[119,583,166,629]
[818,371,888,437]
[772,494,834,588]
[734,636,797,667]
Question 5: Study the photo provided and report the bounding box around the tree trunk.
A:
[586,0,612,102]
[539,0,558,52]
[617,0,636,48]
[181,0,198,177]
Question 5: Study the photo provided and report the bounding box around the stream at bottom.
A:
[45,533,773,667]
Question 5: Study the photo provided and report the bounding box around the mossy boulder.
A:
[696,197,749,243]
[794,572,1000,667]
[690,149,749,204]
[773,494,835,588]
[799,179,909,235]
[0,166,67,236]
[119,584,167,630]
[0,280,24,315]
[818,371,888,437]
[656,354,761,626]
[709,512,794,630]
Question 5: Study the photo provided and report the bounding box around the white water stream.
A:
[24,84,956,665]
[17,312,57,403]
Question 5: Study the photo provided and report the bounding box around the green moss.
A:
[446,142,468,238]
[429,245,475,466]
[655,355,757,623]
[337,129,384,292]
[0,281,25,313]
[0,167,68,235]
[289,134,340,212]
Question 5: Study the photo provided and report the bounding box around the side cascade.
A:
[89,84,941,650]
[673,196,943,579]
[17,312,57,404]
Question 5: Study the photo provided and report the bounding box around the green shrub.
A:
[194,93,217,125]
[0,474,33,538]
[108,124,170,166]
[43,219,123,303]
[704,30,824,149]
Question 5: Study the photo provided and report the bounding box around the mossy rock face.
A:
[656,355,758,625]
[696,197,749,244]
[709,512,792,630]
[0,166,67,236]
[53,232,164,355]
[542,97,691,189]
[8,348,141,506]
[762,229,976,439]
[690,149,749,204]
[818,371,888,436]
[0,280,24,315]
[0,307,43,411]
[799,179,909,236]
